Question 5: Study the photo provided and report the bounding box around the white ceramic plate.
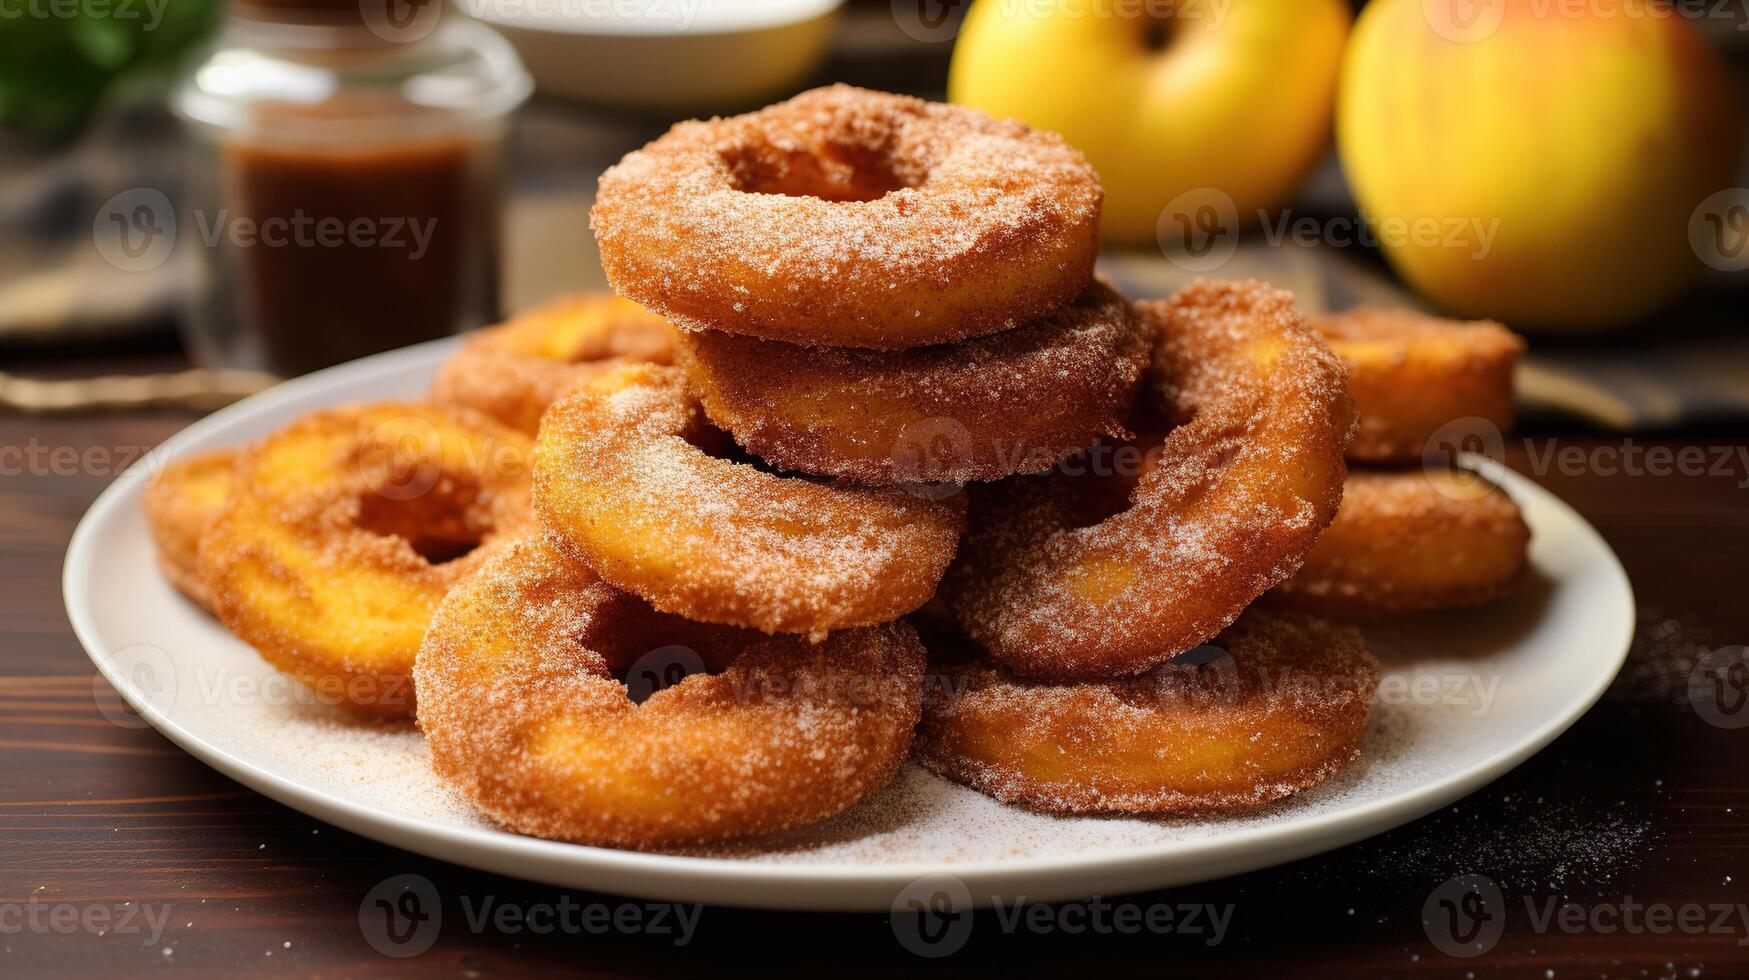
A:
[65,337,1634,911]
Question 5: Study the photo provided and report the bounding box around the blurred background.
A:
[1,0,1745,429]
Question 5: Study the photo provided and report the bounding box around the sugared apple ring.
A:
[591,84,1102,349]
[916,608,1379,814]
[1274,467,1531,616]
[200,403,533,718]
[143,449,236,612]
[534,364,965,636]
[676,280,1148,485]
[430,293,678,435]
[947,280,1353,680]
[1314,307,1523,463]
[416,536,924,848]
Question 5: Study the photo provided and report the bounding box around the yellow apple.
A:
[948,0,1350,245]
[1340,0,1740,332]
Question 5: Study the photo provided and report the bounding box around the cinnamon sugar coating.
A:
[915,609,1379,814]
[142,449,236,612]
[591,84,1101,350]
[534,364,965,636]
[430,293,678,435]
[1274,467,1531,616]
[199,403,533,719]
[947,280,1355,680]
[416,536,924,848]
[677,279,1148,485]
[1314,307,1524,463]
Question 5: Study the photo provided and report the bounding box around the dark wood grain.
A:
[3,377,1749,979]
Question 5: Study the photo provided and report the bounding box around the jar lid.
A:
[176,10,531,142]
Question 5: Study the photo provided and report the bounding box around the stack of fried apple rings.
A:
[143,85,1535,849]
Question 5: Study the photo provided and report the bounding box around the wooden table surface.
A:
[2,346,1748,978]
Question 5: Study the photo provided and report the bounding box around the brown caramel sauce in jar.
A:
[175,1,529,375]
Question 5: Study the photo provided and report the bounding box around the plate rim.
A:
[63,339,1637,911]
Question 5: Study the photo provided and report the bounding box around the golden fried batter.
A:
[200,403,532,718]
[143,449,237,611]
[430,293,677,434]
[678,280,1147,484]
[535,365,965,636]
[1315,307,1523,463]
[1275,467,1531,616]
[592,85,1101,349]
[948,280,1354,679]
[417,537,924,847]
[916,609,1378,813]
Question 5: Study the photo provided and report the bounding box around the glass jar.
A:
[173,0,531,376]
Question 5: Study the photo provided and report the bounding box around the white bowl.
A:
[467,0,845,113]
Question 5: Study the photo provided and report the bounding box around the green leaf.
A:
[71,14,138,70]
